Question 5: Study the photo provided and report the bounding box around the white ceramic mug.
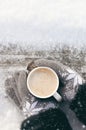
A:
[27,67,62,102]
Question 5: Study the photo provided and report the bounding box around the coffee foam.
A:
[28,68,57,97]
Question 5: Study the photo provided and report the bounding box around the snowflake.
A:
[66,68,83,88]
[82,125,86,129]
[23,101,43,117]
[78,101,82,108]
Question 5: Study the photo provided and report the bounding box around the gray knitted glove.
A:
[5,59,84,118]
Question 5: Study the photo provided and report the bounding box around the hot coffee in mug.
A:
[27,67,62,101]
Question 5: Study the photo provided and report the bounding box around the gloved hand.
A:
[21,108,72,130]
[70,83,86,126]
[5,59,85,118]
[5,58,85,130]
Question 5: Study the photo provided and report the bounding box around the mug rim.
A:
[27,66,59,99]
